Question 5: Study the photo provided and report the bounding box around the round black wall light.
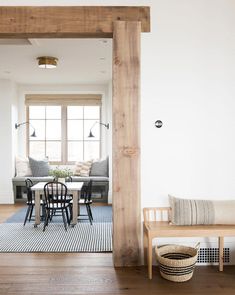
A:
[155,120,163,128]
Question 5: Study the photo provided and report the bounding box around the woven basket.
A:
[155,243,200,282]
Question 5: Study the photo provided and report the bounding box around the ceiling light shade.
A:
[37,56,58,69]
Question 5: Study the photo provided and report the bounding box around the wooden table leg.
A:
[77,190,80,216]
[34,190,41,226]
[219,236,224,271]
[148,234,153,279]
[71,190,78,226]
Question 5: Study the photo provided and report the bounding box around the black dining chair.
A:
[43,181,72,231]
[24,178,45,226]
[78,180,93,225]
[68,179,93,225]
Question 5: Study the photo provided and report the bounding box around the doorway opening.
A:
[0,38,113,253]
[0,5,150,266]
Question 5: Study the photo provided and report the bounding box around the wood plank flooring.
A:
[0,254,235,295]
[1,204,235,294]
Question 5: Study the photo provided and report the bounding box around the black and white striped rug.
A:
[0,222,112,253]
[5,206,112,223]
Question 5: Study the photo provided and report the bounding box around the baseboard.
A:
[0,192,14,204]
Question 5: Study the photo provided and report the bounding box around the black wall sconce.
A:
[15,121,37,137]
[88,121,109,138]
[155,120,163,128]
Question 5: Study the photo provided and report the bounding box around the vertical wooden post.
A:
[112,21,141,266]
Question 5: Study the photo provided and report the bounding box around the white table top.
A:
[31,181,84,191]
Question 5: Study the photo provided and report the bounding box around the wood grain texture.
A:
[112,21,141,267]
[0,253,235,295]
[219,236,224,271]
[0,6,150,38]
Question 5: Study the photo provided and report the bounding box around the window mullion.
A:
[61,106,67,164]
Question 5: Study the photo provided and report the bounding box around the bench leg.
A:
[143,226,148,265]
[219,236,224,271]
[147,234,153,279]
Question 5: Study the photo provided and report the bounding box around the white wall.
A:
[141,0,235,208]
[0,79,17,203]
[107,80,112,203]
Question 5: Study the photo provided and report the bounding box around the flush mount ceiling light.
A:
[37,56,58,69]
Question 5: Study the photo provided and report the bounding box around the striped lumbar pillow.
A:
[169,195,214,225]
[169,195,235,225]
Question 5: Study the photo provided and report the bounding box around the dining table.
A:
[31,181,84,226]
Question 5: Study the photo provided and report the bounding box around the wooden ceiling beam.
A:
[0,6,150,38]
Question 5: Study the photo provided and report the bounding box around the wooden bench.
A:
[143,207,235,279]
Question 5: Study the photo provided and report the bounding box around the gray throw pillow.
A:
[28,157,50,177]
[90,157,108,176]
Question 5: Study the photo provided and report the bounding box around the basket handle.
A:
[195,242,200,251]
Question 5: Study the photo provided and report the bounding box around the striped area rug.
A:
[0,222,112,253]
[5,206,112,223]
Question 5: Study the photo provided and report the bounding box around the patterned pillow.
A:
[169,195,235,225]
[74,160,93,176]
[28,157,50,177]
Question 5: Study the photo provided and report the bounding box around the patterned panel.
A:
[198,248,230,263]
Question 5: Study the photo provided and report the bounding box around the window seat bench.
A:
[143,207,235,279]
[12,176,109,203]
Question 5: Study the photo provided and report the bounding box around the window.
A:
[27,95,101,164]
[29,106,62,162]
[67,106,100,162]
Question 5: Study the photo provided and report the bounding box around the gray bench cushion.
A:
[12,176,54,183]
[71,176,109,182]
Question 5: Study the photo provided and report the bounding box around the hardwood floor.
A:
[0,254,235,295]
[1,205,235,294]
[0,203,24,223]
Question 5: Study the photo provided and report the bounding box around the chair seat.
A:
[52,195,73,202]
[78,199,93,205]
[46,203,70,210]
[27,199,44,205]
[69,199,93,205]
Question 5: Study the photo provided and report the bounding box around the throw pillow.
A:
[169,195,235,225]
[74,160,93,177]
[15,156,32,177]
[90,157,108,176]
[28,157,50,177]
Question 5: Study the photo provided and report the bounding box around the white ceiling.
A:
[0,38,112,85]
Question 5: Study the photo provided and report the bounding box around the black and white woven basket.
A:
[155,243,200,282]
